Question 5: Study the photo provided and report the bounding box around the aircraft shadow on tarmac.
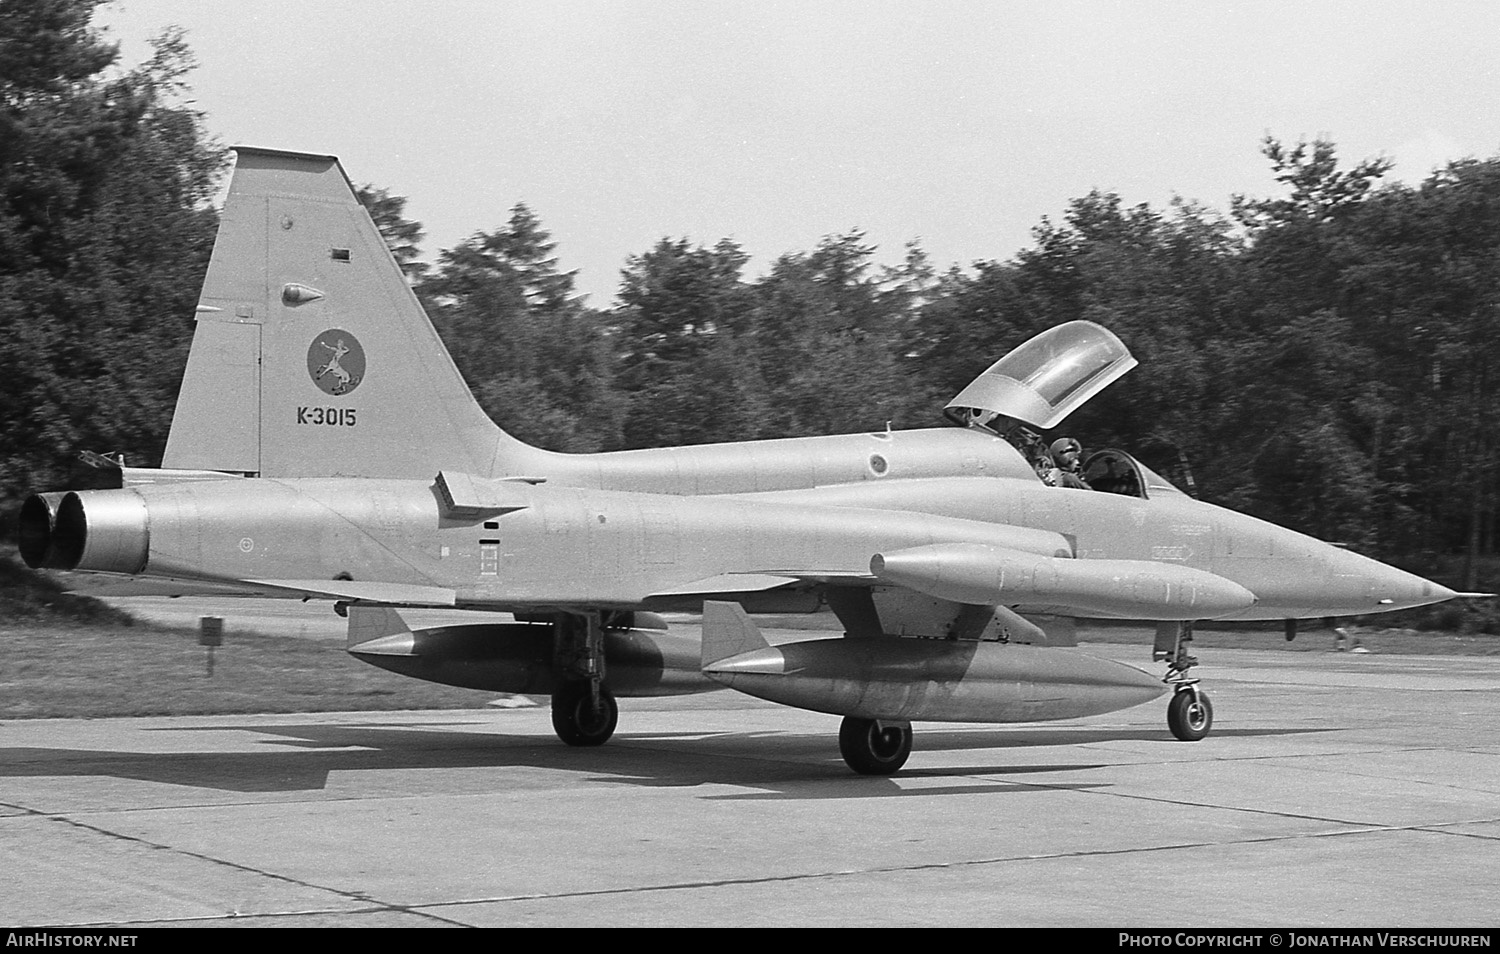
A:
[0,722,1333,795]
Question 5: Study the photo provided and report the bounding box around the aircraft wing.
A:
[644,570,875,600]
[642,569,870,614]
[641,540,1255,622]
[53,572,458,606]
[46,571,280,599]
[644,572,803,598]
[247,579,457,606]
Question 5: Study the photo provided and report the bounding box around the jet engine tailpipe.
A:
[17,490,149,573]
[17,492,67,569]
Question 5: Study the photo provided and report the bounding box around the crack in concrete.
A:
[2,803,467,927]
[986,769,1500,832]
[345,817,1500,916]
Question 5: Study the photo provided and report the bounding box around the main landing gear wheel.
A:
[838,717,913,775]
[1167,689,1213,741]
[551,682,618,747]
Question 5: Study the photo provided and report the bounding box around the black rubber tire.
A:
[838,717,913,775]
[551,681,618,747]
[1167,689,1213,741]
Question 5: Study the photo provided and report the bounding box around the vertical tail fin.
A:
[162,147,505,479]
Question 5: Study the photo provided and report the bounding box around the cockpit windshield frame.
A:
[1081,449,1191,500]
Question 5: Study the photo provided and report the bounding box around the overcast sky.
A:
[96,1,1500,305]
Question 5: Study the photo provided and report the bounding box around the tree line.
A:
[2,1,1496,590]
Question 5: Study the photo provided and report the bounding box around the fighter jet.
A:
[18,148,1468,774]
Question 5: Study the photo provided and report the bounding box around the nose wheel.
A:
[1167,687,1213,741]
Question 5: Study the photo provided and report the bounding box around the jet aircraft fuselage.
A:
[36,455,1445,623]
[19,146,1470,775]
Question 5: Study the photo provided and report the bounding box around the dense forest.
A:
[2,1,1496,592]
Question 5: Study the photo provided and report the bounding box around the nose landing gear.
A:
[1155,621,1213,741]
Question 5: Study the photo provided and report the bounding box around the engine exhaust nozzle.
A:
[19,490,150,573]
[18,492,67,569]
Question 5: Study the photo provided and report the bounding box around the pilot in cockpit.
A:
[1046,438,1090,489]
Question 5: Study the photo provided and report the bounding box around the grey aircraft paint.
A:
[18,147,1472,773]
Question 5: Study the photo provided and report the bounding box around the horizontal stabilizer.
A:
[435,470,532,517]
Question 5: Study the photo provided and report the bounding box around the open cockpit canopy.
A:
[944,321,1137,431]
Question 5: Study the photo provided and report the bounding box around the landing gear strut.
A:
[1155,621,1213,742]
[838,716,913,775]
[551,611,618,746]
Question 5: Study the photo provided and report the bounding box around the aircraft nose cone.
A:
[1337,549,1458,612]
[1245,543,1465,617]
[1374,567,1457,610]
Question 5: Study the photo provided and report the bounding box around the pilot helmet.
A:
[1050,437,1082,459]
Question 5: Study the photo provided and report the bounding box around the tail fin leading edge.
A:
[163,147,502,479]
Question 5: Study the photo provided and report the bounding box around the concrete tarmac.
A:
[1,645,1497,927]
